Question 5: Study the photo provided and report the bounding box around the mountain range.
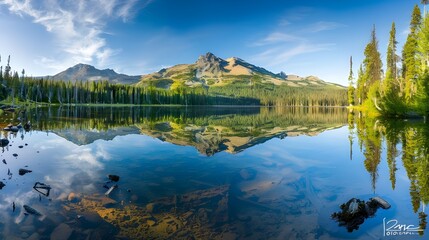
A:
[46,53,343,88]
[48,63,141,84]
[137,52,341,89]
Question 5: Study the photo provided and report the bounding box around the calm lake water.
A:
[0,106,427,239]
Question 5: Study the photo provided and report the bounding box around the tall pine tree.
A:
[416,9,429,115]
[360,25,382,105]
[382,22,407,115]
[348,56,355,105]
[384,22,398,95]
[403,5,422,102]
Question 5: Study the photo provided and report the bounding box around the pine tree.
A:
[403,5,422,102]
[348,56,355,105]
[365,26,382,86]
[383,22,398,98]
[418,11,429,73]
[416,9,429,115]
[386,22,398,86]
[358,25,382,106]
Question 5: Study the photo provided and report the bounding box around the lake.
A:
[0,106,427,239]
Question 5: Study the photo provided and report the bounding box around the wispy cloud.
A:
[253,32,304,46]
[282,7,313,21]
[305,21,346,33]
[250,12,343,70]
[252,43,334,67]
[0,0,150,70]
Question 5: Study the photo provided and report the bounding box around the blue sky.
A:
[0,0,423,85]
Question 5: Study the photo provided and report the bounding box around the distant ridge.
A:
[49,63,141,84]
[46,53,344,88]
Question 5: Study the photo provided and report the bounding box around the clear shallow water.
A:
[0,106,426,239]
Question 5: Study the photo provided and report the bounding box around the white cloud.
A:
[0,0,148,70]
[252,43,334,67]
[253,32,304,46]
[250,15,342,70]
[64,147,103,167]
[305,21,346,33]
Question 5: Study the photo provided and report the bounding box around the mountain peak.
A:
[205,52,216,58]
[197,52,224,64]
[51,64,140,84]
[70,63,95,70]
[196,52,228,78]
[70,64,117,74]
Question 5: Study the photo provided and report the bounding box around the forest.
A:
[350,2,429,117]
[0,56,347,107]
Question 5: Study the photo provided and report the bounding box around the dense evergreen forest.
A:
[0,56,347,106]
[350,1,429,117]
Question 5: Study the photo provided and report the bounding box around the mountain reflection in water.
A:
[21,106,347,155]
[0,106,426,239]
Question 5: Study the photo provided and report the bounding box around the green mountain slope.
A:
[136,52,344,90]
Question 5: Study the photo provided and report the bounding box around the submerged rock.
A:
[23,205,42,216]
[19,168,33,176]
[67,192,79,202]
[0,181,5,189]
[371,196,391,209]
[0,138,9,147]
[347,198,359,214]
[65,185,231,239]
[50,223,73,240]
[331,197,391,232]
[4,124,19,132]
[108,175,120,182]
